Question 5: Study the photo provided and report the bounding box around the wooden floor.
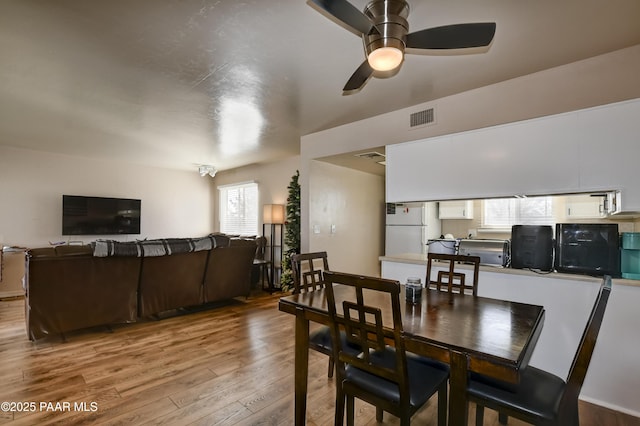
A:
[0,291,639,426]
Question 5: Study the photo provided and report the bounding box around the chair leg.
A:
[475,404,485,426]
[335,389,345,426]
[346,395,355,426]
[498,412,508,424]
[437,383,447,426]
[400,413,410,426]
[558,402,580,426]
[328,355,335,378]
[376,407,383,422]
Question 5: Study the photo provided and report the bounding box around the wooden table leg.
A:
[448,349,470,426]
[294,307,310,425]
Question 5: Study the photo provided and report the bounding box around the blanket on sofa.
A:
[93,236,215,257]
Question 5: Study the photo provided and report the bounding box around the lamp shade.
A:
[263,204,285,224]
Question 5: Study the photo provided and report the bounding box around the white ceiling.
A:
[1,0,640,173]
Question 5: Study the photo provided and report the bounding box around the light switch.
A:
[330,224,336,234]
[313,224,320,234]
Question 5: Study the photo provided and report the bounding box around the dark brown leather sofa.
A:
[25,235,257,340]
[26,245,141,341]
[204,238,258,302]
[138,250,209,317]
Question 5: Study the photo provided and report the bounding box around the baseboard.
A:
[580,395,640,419]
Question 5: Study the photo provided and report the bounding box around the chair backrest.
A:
[426,253,481,296]
[291,251,330,294]
[323,271,409,388]
[563,275,612,403]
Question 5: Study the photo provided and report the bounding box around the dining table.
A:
[278,284,545,426]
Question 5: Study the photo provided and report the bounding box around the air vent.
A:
[409,107,435,128]
[354,151,385,161]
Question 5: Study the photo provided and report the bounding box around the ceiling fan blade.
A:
[308,0,373,36]
[406,23,497,50]
[343,60,374,94]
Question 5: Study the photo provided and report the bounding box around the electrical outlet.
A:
[313,225,320,234]
[468,228,477,238]
[330,224,336,234]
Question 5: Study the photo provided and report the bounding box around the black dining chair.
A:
[291,252,360,378]
[426,253,481,296]
[467,275,613,426]
[323,271,449,426]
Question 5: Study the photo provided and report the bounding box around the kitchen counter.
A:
[379,252,640,287]
[380,252,640,417]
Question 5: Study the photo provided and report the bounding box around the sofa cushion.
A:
[93,236,216,257]
[210,234,231,247]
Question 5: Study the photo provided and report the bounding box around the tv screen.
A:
[62,195,141,235]
[555,223,620,277]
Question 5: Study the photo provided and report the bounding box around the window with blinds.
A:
[483,196,554,228]
[219,182,258,235]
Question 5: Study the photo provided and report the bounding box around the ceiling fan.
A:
[309,0,496,94]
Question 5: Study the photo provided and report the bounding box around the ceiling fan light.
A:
[368,46,403,71]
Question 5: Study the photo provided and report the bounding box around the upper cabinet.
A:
[386,99,640,214]
[576,100,640,213]
[439,200,474,219]
[565,194,605,219]
[386,112,580,202]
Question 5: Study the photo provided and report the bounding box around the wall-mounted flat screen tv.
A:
[62,195,141,235]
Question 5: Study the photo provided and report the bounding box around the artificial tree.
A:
[280,170,300,292]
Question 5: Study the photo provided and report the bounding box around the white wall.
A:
[301,45,640,161]
[309,161,385,277]
[583,283,640,414]
[220,157,386,277]
[0,146,213,247]
[211,156,301,232]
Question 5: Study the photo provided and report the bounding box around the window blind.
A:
[483,197,554,228]
[219,182,258,235]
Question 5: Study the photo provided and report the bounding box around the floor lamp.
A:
[263,204,284,292]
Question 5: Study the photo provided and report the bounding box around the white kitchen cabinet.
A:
[438,200,474,219]
[386,111,581,202]
[576,100,640,213]
[386,99,640,210]
[565,194,605,219]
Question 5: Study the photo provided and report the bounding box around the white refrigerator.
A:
[385,202,441,255]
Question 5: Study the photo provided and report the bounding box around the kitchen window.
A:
[219,182,258,235]
[482,196,554,229]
